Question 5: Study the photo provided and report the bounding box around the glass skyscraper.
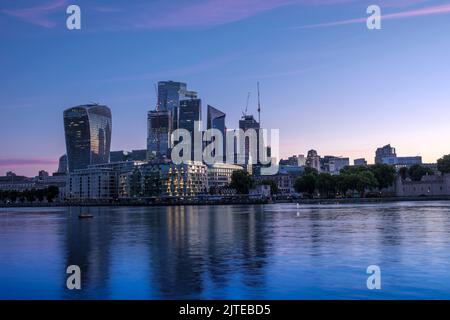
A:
[63,104,112,172]
[178,99,202,134]
[207,105,226,162]
[157,81,187,112]
[177,99,202,160]
[157,81,197,130]
[147,110,172,160]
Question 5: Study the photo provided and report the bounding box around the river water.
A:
[1,202,450,299]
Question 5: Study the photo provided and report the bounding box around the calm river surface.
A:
[1,202,450,299]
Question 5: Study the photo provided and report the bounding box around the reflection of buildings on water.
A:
[62,207,113,299]
[147,205,271,298]
[59,205,271,298]
[146,206,205,298]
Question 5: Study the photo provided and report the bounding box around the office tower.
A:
[178,99,202,160]
[147,110,172,160]
[238,114,260,165]
[375,144,397,164]
[207,105,226,162]
[157,81,186,112]
[354,158,368,166]
[298,154,306,166]
[179,98,202,135]
[157,81,197,130]
[322,156,350,175]
[306,149,321,172]
[57,154,68,174]
[279,154,306,167]
[375,144,421,166]
[63,104,112,172]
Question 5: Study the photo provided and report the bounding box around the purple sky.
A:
[1,0,450,176]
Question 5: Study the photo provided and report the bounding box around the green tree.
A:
[36,189,45,202]
[335,169,378,197]
[260,179,279,195]
[340,165,368,175]
[343,174,359,194]
[408,164,434,181]
[370,164,395,189]
[24,189,36,203]
[7,191,18,203]
[333,175,348,195]
[354,171,378,196]
[399,167,408,180]
[303,167,319,176]
[230,171,254,194]
[316,173,336,198]
[437,155,450,174]
[45,186,59,203]
[294,174,316,196]
[18,194,26,203]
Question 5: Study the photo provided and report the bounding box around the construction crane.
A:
[243,92,251,117]
[257,82,261,125]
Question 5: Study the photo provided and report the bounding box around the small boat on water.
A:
[78,213,94,219]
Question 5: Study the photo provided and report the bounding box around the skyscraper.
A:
[207,105,226,162]
[157,81,186,112]
[177,99,202,160]
[179,99,202,134]
[147,110,172,160]
[238,114,260,165]
[57,154,68,174]
[63,104,112,172]
[157,81,197,130]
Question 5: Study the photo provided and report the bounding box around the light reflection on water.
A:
[0,202,450,299]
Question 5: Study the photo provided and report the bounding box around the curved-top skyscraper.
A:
[64,104,112,172]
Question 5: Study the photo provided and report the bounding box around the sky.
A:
[1,0,450,176]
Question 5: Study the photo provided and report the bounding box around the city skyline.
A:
[2,0,450,176]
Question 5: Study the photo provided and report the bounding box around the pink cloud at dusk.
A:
[0,159,58,176]
[0,158,58,167]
